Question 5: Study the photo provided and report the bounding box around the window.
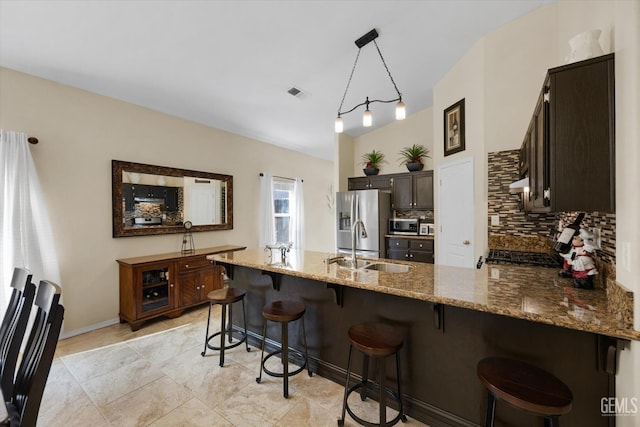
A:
[272,178,294,243]
[259,173,304,250]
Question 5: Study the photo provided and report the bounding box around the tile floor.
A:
[39,305,428,427]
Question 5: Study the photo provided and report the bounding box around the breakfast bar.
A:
[210,249,638,427]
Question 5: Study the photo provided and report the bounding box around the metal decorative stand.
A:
[181,221,195,254]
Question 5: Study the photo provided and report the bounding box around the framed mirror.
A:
[112,160,233,237]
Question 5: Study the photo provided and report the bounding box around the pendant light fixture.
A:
[335,29,405,133]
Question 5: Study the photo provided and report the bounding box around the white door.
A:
[190,187,215,226]
[438,157,474,267]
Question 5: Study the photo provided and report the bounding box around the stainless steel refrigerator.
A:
[336,189,391,259]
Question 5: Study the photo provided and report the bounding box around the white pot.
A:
[565,29,604,63]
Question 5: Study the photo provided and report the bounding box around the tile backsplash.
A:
[487,150,616,265]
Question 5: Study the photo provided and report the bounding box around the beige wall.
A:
[433,39,488,263]
[612,0,640,420]
[0,68,334,335]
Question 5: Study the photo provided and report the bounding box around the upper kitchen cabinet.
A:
[392,170,433,210]
[348,175,393,190]
[520,53,615,213]
[163,187,179,212]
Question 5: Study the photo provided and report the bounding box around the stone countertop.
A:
[209,248,639,341]
[117,245,246,266]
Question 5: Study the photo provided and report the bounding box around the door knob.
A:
[463,240,470,245]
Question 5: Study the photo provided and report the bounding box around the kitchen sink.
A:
[362,262,413,273]
[332,258,413,273]
[333,258,360,269]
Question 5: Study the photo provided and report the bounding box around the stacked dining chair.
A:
[0,268,65,427]
[0,268,36,398]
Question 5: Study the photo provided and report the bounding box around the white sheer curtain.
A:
[258,173,275,248]
[291,178,305,251]
[0,130,61,309]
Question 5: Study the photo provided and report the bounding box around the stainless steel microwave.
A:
[388,218,419,235]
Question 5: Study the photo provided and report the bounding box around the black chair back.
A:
[0,268,36,398]
[6,280,64,427]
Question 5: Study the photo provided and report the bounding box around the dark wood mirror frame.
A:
[112,160,233,237]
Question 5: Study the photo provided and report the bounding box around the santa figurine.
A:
[558,229,598,289]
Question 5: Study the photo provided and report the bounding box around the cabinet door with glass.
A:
[136,262,175,319]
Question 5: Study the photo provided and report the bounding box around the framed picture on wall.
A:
[444,98,465,156]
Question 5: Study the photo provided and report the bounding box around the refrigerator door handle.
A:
[350,195,356,229]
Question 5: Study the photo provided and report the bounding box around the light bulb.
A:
[363,109,372,127]
[335,116,343,133]
[396,100,406,120]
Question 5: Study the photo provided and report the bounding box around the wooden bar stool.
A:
[201,288,250,367]
[477,357,573,427]
[256,300,312,398]
[338,322,407,427]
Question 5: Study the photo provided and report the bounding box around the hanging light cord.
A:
[337,48,362,115]
[373,39,402,98]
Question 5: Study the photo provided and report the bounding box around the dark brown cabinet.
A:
[387,237,434,263]
[122,183,135,211]
[164,187,179,212]
[520,53,615,213]
[348,175,393,190]
[392,171,433,210]
[176,257,217,306]
[117,246,245,330]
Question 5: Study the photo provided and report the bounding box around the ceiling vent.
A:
[286,86,310,100]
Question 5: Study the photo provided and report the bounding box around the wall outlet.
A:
[491,214,500,226]
[591,227,602,250]
[490,268,500,280]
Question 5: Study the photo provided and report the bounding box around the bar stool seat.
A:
[477,357,573,427]
[338,322,407,427]
[201,288,249,367]
[256,300,311,398]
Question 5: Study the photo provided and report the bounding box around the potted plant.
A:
[398,144,430,171]
[361,150,386,176]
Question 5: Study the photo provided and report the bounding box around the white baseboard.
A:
[60,318,120,340]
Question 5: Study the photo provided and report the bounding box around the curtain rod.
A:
[28,137,39,144]
[259,173,303,183]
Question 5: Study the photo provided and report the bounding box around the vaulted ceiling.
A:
[0,1,552,160]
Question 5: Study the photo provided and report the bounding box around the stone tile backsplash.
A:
[487,150,616,266]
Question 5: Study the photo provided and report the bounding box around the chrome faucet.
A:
[351,219,367,269]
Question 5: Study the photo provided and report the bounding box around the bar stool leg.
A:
[395,352,407,423]
[485,392,496,427]
[256,321,267,384]
[201,303,213,357]
[379,356,387,427]
[282,321,289,398]
[338,345,354,426]
[301,316,312,376]
[544,416,559,427]
[360,354,370,401]
[227,304,234,344]
[219,304,228,367]
[242,298,250,352]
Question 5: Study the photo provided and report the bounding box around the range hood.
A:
[508,177,529,194]
[134,196,165,204]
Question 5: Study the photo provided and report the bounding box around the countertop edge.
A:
[209,253,640,342]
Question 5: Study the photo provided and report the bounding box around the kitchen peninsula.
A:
[210,249,638,427]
